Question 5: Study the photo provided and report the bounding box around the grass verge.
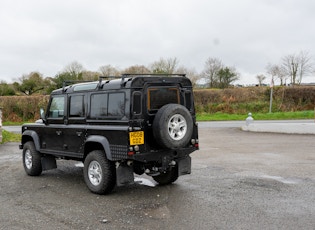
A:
[197,110,315,121]
[1,129,21,144]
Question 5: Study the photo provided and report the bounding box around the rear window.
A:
[147,87,179,111]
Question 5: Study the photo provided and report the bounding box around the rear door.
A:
[62,94,87,157]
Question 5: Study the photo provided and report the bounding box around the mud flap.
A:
[41,155,57,171]
[116,164,134,186]
[178,156,191,176]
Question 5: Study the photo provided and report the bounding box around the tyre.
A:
[152,166,178,185]
[153,104,193,149]
[83,150,116,194]
[22,141,42,176]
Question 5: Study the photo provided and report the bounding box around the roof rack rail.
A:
[121,73,186,84]
[121,73,186,77]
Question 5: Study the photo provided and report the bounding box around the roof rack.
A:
[97,74,187,89]
[121,73,186,78]
[63,74,187,91]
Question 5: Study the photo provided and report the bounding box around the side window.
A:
[48,96,65,118]
[108,93,125,117]
[69,95,85,117]
[132,92,142,115]
[185,91,192,111]
[90,92,125,119]
[90,94,108,118]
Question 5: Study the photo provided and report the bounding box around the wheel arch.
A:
[84,135,112,161]
[21,130,41,151]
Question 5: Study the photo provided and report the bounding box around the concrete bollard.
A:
[0,107,2,143]
[246,112,254,126]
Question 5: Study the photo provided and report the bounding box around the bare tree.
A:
[256,74,266,86]
[123,65,151,74]
[176,66,200,87]
[150,57,179,74]
[281,51,313,85]
[298,51,313,84]
[63,61,84,80]
[82,71,100,81]
[202,58,223,88]
[99,65,120,78]
[266,64,287,86]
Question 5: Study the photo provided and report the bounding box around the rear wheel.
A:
[22,141,42,176]
[83,150,116,194]
[152,166,178,185]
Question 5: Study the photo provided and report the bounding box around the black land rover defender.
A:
[20,74,199,194]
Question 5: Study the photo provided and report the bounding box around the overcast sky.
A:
[1,0,315,84]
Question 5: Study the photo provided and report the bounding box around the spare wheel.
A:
[152,104,193,149]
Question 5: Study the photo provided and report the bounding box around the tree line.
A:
[258,51,314,86]
[0,50,314,96]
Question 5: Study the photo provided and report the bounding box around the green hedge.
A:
[0,86,314,122]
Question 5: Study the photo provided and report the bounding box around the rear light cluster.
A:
[128,145,140,156]
[191,139,199,148]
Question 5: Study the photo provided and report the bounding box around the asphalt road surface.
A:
[0,126,314,229]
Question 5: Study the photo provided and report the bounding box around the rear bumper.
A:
[132,147,197,163]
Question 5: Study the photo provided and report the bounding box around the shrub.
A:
[0,96,49,122]
[194,86,315,114]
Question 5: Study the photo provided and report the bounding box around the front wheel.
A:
[152,167,178,185]
[83,150,116,194]
[22,141,42,176]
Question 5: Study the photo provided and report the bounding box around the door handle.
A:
[76,131,82,137]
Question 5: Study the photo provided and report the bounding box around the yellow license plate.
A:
[129,131,144,145]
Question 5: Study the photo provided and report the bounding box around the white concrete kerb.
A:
[242,122,315,135]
